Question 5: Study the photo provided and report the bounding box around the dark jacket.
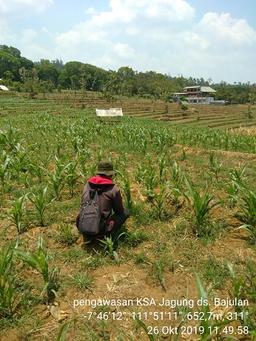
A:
[78,175,124,224]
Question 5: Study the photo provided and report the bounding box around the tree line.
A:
[0,45,255,103]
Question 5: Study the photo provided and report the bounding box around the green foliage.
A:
[152,259,166,291]
[56,223,78,245]
[184,177,219,236]
[123,230,148,247]
[0,242,21,318]
[16,237,59,303]
[194,274,231,340]
[202,256,230,289]
[228,261,256,331]
[134,252,149,265]
[208,152,222,181]
[237,189,256,243]
[9,194,27,234]
[120,172,133,211]
[68,273,94,291]
[29,186,53,226]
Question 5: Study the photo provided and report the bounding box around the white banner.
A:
[96,108,123,117]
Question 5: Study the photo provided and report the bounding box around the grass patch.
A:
[202,256,230,289]
[68,273,94,291]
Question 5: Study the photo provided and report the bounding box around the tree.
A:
[35,60,59,87]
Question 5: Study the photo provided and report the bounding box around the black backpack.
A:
[77,188,103,235]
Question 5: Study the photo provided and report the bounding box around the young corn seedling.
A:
[9,194,27,234]
[184,177,219,237]
[0,152,11,192]
[135,163,147,184]
[225,167,246,207]
[49,170,65,200]
[10,143,29,179]
[158,154,167,182]
[144,167,158,202]
[152,259,166,291]
[170,161,184,189]
[99,233,125,263]
[237,189,256,243]
[29,186,53,226]
[208,152,222,182]
[65,161,79,197]
[28,162,45,183]
[49,155,70,200]
[0,126,20,152]
[120,173,133,211]
[0,242,20,318]
[229,165,246,186]
[0,275,21,318]
[16,237,59,303]
[151,185,171,220]
[195,274,231,340]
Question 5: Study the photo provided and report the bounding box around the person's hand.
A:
[107,220,115,231]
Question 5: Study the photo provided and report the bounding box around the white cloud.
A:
[89,0,194,27]
[55,0,195,69]
[199,12,256,46]
[112,43,135,59]
[21,28,37,43]
[0,0,53,13]
[2,0,256,83]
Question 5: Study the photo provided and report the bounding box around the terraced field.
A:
[0,91,256,340]
[1,91,255,129]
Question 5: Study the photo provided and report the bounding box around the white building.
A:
[173,85,216,104]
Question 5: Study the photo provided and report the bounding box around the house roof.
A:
[184,85,216,93]
[200,86,216,93]
[184,86,200,89]
[0,85,9,91]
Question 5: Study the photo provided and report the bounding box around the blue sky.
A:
[1,0,256,83]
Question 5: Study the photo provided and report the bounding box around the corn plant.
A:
[9,194,27,234]
[29,186,53,226]
[49,156,70,200]
[0,242,17,277]
[0,242,20,318]
[99,234,125,263]
[28,162,45,183]
[135,163,147,184]
[10,143,29,178]
[227,261,256,333]
[151,185,171,220]
[0,126,20,151]
[0,276,22,319]
[226,166,245,207]
[144,167,158,202]
[170,161,184,189]
[0,152,11,191]
[49,171,65,200]
[16,237,59,303]
[195,274,231,340]
[152,259,166,291]
[229,165,246,186]
[237,189,256,243]
[120,173,133,211]
[184,178,219,236]
[158,154,167,182]
[65,161,79,197]
[208,152,222,182]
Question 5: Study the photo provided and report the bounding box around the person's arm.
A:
[112,187,124,215]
